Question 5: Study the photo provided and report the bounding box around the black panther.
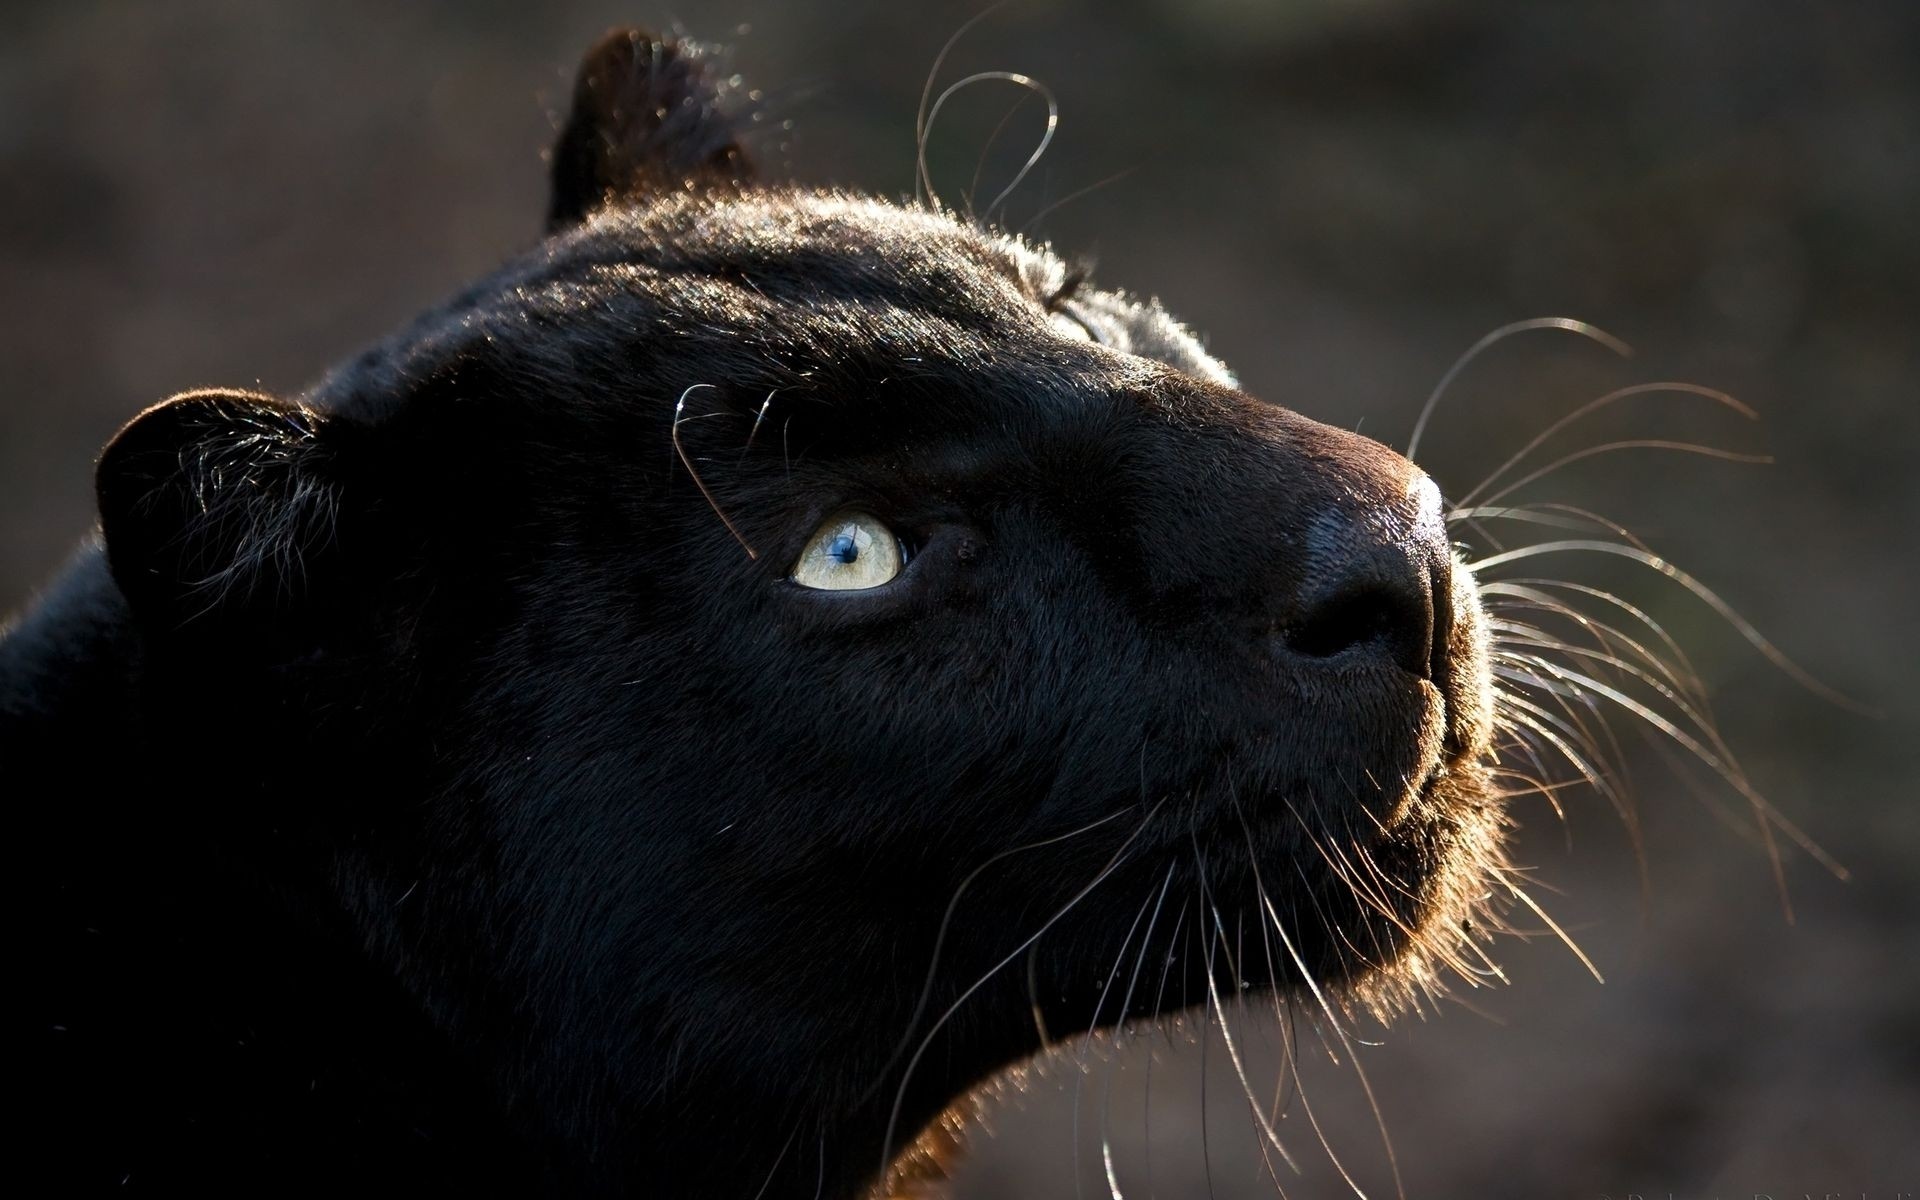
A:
[9,30,1508,1198]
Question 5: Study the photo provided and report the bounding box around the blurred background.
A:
[4,0,1914,1194]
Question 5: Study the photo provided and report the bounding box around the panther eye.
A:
[1049,308,1099,344]
[790,512,906,591]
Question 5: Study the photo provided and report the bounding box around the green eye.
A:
[790,512,906,591]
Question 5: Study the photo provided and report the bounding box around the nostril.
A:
[1286,586,1402,658]
[1272,469,1453,679]
[1283,575,1435,678]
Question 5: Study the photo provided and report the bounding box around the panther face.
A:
[88,30,1505,1198]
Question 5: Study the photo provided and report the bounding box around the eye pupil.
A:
[790,511,901,592]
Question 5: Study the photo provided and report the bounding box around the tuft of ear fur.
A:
[96,390,344,629]
[547,28,754,230]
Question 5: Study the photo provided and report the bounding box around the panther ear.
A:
[96,389,349,629]
[547,28,754,231]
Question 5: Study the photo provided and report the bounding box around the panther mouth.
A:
[1052,683,1495,1026]
[1240,763,1502,1005]
[1161,579,1501,1011]
[1034,757,1502,1047]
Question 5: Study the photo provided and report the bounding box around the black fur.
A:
[10,31,1500,1198]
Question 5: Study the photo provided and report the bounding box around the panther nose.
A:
[1281,474,1453,682]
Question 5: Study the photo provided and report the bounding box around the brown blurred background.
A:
[4,1,1915,1195]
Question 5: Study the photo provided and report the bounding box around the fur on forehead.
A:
[571,192,1239,391]
[326,186,1237,426]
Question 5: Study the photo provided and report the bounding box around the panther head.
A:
[90,30,1505,1198]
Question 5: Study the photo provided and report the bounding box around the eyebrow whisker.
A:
[671,383,759,561]
[743,389,779,454]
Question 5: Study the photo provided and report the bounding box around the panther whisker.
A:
[747,1123,802,1200]
[742,389,778,452]
[1493,653,1653,892]
[1501,651,1795,846]
[1490,625,1648,776]
[1069,874,1167,1200]
[1235,800,1421,1199]
[1487,766,1590,801]
[1027,941,1052,1049]
[1488,727,1575,827]
[1278,805,1415,986]
[914,4,1009,209]
[1492,644,1635,784]
[1458,501,1665,574]
[877,799,1164,1180]
[1406,317,1632,461]
[1101,872,1173,1200]
[1114,865,1178,1034]
[1497,631,1734,762]
[1271,986,1302,1126]
[1341,839,1475,1006]
[966,90,1038,220]
[1196,878,1305,1186]
[1486,571,1841,904]
[1449,502,1622,536]
[1257,880,1403,1200]
[920,72,1060,226]
[1321,834,1418,940]
[1475,439,1774,510]
[1236,908,1250,1001]
[864,804,1138,1106]
[1491,662,1616,768]
[1500,878,1605,984]
[1142,897,1190,1200]
[671,383,759,560]
[1469,538,1871,715]
[1499,576,1713,707]
[1453,381,1755,510]
[1196,890,1221,1200]
[1487,691,1618,813]
[1328,812,1471,1001]
[1499,651,1848,912]
[1446,499,1623,570]
[1327,843,1410,968]
[1020,166,1142,236]
[1277,799,1389,995]
[1250,886,1290,1080]
[1152,898,1191,1028]
[1485,586,1710,712]
[1643,737,1815,868]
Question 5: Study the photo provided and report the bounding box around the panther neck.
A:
[11,545,539,1191]
[2,541,142,794]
